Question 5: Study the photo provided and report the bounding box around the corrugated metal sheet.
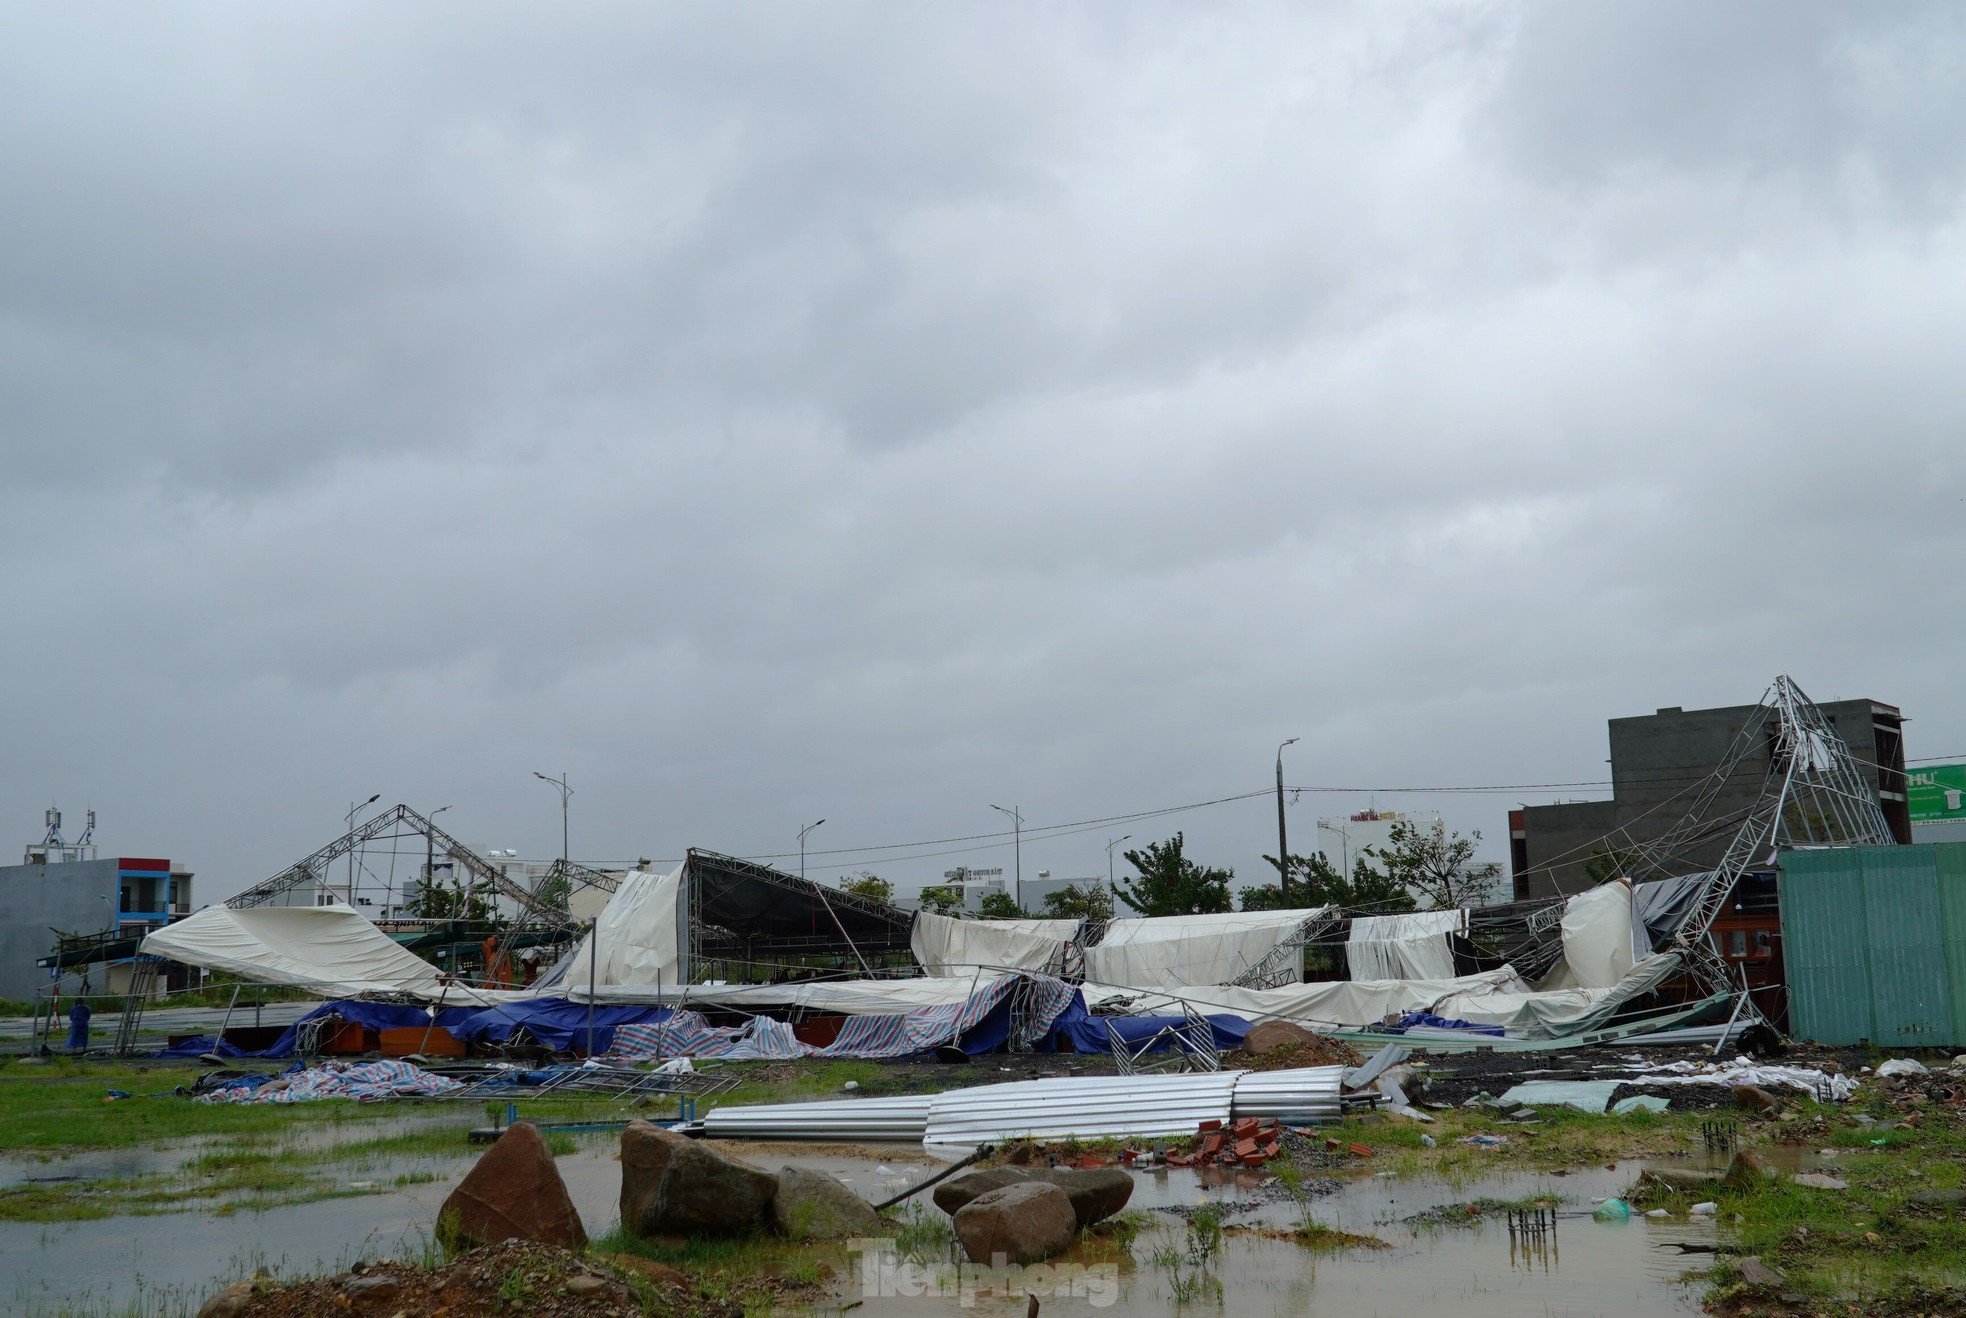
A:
[924,1071,1244,1148]
[702,1093,931,1141]
[1781,843,1966,1047]
[1227,1066,1346,1121]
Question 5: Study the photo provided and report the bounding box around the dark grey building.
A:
[1511,698,1909,900]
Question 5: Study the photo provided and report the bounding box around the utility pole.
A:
[799,818,826,881]
[413,805,451,918]
[344,794,379,905]
[990,804,1024,912]
[1105,834,1131,894]
[533,772,571,864]
[1276,738,1299,906]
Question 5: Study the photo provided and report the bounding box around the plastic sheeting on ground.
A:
[1080,966,1528,1030]
[1084,908,1326,988]
[1628,1057,1859,1102]
[910,912,1079,976]
[139,904,505,1002]
[611,1011,806,1061]
[1498,1079,1628,1112]
[197,1059,463,1104]
[1345,910,1464,981]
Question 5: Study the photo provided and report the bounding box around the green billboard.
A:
[1909,764,1966,823]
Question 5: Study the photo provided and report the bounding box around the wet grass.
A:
[588,1221,838,1308]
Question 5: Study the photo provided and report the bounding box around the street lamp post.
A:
[989,804,1024,912]
[344,793,380,905]
[799,818,826,881]
[1276,738,1299,906]
[1105,834,1132,894]
[533,772,571,864]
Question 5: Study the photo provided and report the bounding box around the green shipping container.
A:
[1780,843,1966,1047]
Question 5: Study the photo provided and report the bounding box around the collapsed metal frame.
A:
[682,848,916,983]
[1228,910,1342,989]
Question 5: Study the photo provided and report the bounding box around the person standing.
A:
[67,997,92,1054]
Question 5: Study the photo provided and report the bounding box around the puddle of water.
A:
[0,1134,1724,1316]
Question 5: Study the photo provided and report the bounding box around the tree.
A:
[1042,881,1115,924]
[1112,833,1232,917]
[977,891,1026,919]
[1583,846,1641,887]
[1244,850,1417,915]
[1375,821,1501,909]
[405,875,502,924]
[916,885,963,915]
[840,872,894,905]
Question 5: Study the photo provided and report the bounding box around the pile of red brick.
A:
[1161,1116,1285,1168]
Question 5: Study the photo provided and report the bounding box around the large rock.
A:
[1733,1085,1780,1114]
[769,1166,888,1241]
[933,1167,1033,1215]
[621,1119,778,1237]
[953,1182,1078,1265]
[437,1123,586,1250]
[1033,1168,1134,1228]
[1722,1148,1771,1189]
[1242,1020,1324,1055]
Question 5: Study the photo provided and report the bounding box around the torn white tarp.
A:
[1082,965,1529,1030]
[140,903,467,1000]
[539,866,682,992]
[910,911,1079,976]
[1632,1056,1858,1102]
[1345,909,1465,981]
[1086,908,1325,988]
[578,973,1011,1013]
[1540,880,1637,990]
[1434,952,1681,1037]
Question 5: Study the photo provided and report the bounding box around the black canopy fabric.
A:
[684,849,913,945]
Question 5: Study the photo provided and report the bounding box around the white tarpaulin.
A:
[140,903,475,1001]
[1540,880,1637,991]
[1434,951,1681,1036]
[1086,908,1325,988]
[1081,966,1529,1029]
[543,867,682,992]
[1345,909,1465,980]
[910,911,1079,976]
[579,973,1012,1012]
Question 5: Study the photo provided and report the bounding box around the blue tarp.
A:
[1048,995,1252,1055]
[1388,1011,1506,1037]
[160,1001,482,1059]
[448,998,673,1053]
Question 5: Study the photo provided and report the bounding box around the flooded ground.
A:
[0,1114,1731,1316]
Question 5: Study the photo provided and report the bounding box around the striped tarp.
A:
[198,1059,463,1104]
[610,1011,806,1061]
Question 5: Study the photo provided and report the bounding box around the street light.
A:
[410,805,452,919]
[1105,834,1132,893]
[533,772,571,865]
[799,818,826,882]
[345,793,380,905]
[1276,738,1299,906]
[989,804,1024,911]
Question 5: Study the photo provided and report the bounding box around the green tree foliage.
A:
[1244,850,1417,914]
[1583,846,1641,887]
[916,885,963,915]
[977,891,1026,919]
[840,872,895,905]
[1375,821,1501,909]
[1113,833,1233,917]
[1041,881,1115,924]
[405,875,503,924]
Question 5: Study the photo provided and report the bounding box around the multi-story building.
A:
[1510,698,1909,901]
[8,810,195,998]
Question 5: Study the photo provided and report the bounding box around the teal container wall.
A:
[1780,844,1966,1047]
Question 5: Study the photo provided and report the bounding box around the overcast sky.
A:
[4,3,1964,906]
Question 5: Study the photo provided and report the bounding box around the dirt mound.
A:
[1225,1035,1364,1071]
[218,1240,730,1318]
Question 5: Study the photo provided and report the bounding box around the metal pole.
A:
[991,805,1023,911]
[1276,738,1299,905]
[587,915,599,1056]
[1106,835,1131,893]
[799,819,826,882]
[344,794,378,905]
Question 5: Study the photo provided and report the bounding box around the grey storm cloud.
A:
[2,2,1963,900]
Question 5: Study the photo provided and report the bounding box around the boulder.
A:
[1639,1167,1724,1194]
[1242,1020,1324,1055]
[933,1167,1033,1215]
[1722,1148,1771,1189]
[1732,1085,1780,1114]
[1908,1188,1966,1208]
[769,1166,889,1241]
[1736,1256,1786,1288]
[437,1122,587,1250]
[953,1182,1079,1265]
[1032,1168,1134,1228]
[198,1274,276,1318]
[621,1119,778,1238]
